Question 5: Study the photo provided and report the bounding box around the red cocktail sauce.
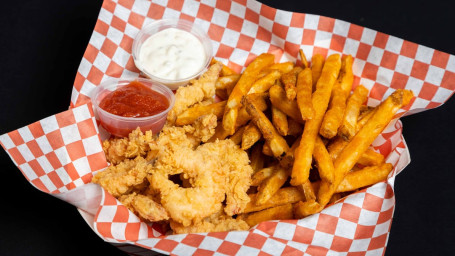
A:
[99,80,169,117]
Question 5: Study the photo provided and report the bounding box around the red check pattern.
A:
[2,0,455,255]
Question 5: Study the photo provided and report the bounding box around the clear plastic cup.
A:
[132,19,213,90]
[91,78,175,137]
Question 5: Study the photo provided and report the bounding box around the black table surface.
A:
[1,1,454,255]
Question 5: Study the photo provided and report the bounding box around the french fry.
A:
[282,67,303,101]
[250,143,265,174]
[287,118,303,136]
[294,200,322,219]
[175,101,227,126]
[215,88,228,100]
[215,75,241,90]
[229,125,246,145]
[251,166,276,186]
[244,94,290,158]
[244,187,304,213]
[262,142,273,156]
[271,106,289,136]
[207,121,231,142]
[357,107,377,131]
[223,53,275,134]
[244,203,293,227]
[328,193,342,204]
[311,54,325,91]
[301,180,316,201]
[317,89,414,208]
[291,54,341,186]
[339,85,369,140]
[280,136,301,169]
[242,122,262,150]
[313,136,335,183]
[336,163,393,193]
[299,49,309,68]
[319,55,354,139]
[268,62,294,73]
[256,167,289,205]
[248,69,281,94]
[269,84,304,123]
[235,92,269,128]
[356,148,385,166]
[296,68,315,120]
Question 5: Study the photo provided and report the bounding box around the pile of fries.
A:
[165,52,413,226]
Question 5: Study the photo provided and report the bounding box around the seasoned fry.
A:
[215,75,241,90]
[223,53,275,134]
[339,85,369,140]
[291,54,341,186]
[207,121,231,142]
[251,166,276,186]
[244,94,289,158]
[244,187,304,213]
[319,55,354,139]
[241,122,262,150]
[262,142,273,157]
[336,163,393,193]
[280,136,301,169]
[216,88,228,100]
[356,148,385,166]
[248,69,281,94]
[299,49,309,68]
[317,89,414,207]
[250,143,265,174]
[282,67,303,101]
[313,136,335,183]
[269,84,304,123]
[256,167,289,205]
[175,101,227,126]
[244,203,293,227]
[272,106,289,136]
[311,54,325,91]
[211,58,238,76]
[294,200,322,219]
[229,125,246,145]
[296,68,314,120]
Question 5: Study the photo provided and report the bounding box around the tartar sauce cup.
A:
[91,78,175,137]
[132,19,213,90]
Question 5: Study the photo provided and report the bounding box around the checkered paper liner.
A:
[1,0,455,255]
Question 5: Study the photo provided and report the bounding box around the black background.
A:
[0,0,454,255]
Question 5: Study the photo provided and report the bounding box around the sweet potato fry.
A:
[296,68,314,120]
[228,125,245,145]
[272,106,289,136]
[336,163,393,193]
[339,85,369,140]
[311,54,325,91]
[291,54,341,186]
[299,49,309,68]
[282,67,303,101]
[248,69,281,94]
[175,100,227,126]
[313,136,335,183]
[242,122,262,150]
[250,143,265,174]
[319,55,354,138]
[357,149,385,166]
[244,203,293,227]
[244,94,289,158]
[251,166,276,186]
[244,187,304,213]
[269,84,304,123]
[317,89,414,207]
[256,167,289,205]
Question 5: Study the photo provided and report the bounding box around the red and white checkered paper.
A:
[2,0,455,255]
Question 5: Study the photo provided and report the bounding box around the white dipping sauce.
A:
[138,28,207,80]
